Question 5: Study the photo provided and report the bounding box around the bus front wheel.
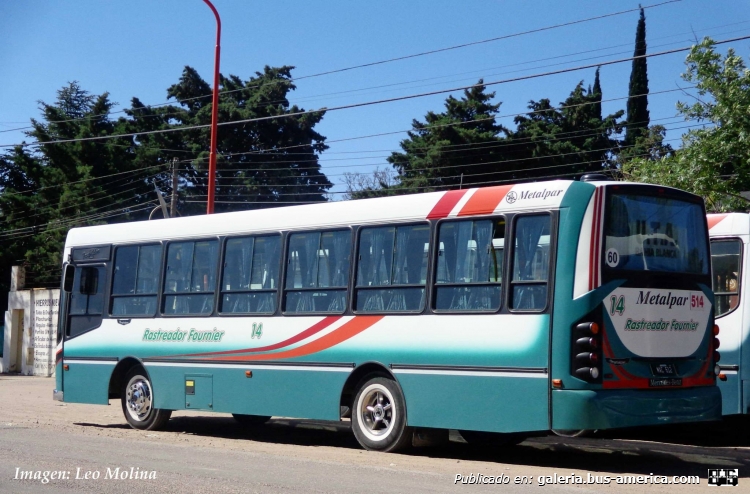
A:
[352,375,412,452]
[121,369,171,430]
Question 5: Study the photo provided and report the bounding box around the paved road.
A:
[1,376,748,493]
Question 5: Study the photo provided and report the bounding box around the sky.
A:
[1,0,750,199]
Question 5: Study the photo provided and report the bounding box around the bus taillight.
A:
[572,321,602,383]
[713,324,720,335]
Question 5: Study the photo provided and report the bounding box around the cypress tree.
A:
[592,67,602,120]
[625,7,650,146]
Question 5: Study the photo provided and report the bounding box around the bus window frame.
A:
[160,236,221,318]
[66,261,110,339]
[711,236,743,319]
[219,233,283,317]
[109,243,164,318]
[431,215,506,314]
[280,227,354,316]
[507,212,556,314]
[600,184,711,283]
[351,221,432,315]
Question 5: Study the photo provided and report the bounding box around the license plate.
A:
[649,378,682,387]
[651,363,677,376]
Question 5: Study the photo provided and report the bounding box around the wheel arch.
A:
[108,356,146,399]
[339,361,402,418]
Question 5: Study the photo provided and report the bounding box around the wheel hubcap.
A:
[126,377,152,421]
[360,387,394,438]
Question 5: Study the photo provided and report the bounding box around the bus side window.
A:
[283,230,351,314]
[510,214,551,311]
[434,218,504,311]
[111,244,162,316]
[355,224,430,313]
[68,265,107,337]
[711,238,742,317]
[221,235,280,314]
[163,240,219,315]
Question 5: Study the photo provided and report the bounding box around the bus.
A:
[54,179,721,451]
[708,213,748,416]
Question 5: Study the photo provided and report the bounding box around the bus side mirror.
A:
[63,264,75,293]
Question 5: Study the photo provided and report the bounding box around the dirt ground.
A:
[2,375,749,492]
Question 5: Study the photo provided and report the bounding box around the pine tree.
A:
[625,7,650,146]
[386,81,507,193]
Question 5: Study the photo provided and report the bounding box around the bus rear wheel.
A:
[351,375,412,452]
[232,414,271,426]
[121,369,171,430]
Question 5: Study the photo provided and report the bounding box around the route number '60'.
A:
[605,248,619,268]
[691,294,704,310]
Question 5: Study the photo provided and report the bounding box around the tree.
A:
[510,70,623,180]
[126,66,331,213]
[623,38,750,211]
[341,167,398,200]
[0,82,151,288]
[625,7,650,146]
[386,81,508,193]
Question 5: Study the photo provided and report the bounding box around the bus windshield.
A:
[604,192,708,274]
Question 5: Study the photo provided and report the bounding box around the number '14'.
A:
[609,295,625,316]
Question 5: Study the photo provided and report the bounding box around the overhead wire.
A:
[5,33,748,151]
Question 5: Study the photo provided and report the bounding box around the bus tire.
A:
[352,375,412,452]
[121,369,171,430]
[459,430,526,446]
[232,414,271,426]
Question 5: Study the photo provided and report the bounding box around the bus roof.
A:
[62,179,678,248]
[708,213,750,236]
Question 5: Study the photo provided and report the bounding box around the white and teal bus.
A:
[708,213,750,416]
[54,179,720,451]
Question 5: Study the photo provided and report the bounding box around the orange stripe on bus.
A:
[427,190,468,219]
[210,315,384,361]
[707,214,728,230]
[457,185,512,216]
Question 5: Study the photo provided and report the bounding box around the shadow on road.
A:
[71,413,750,478]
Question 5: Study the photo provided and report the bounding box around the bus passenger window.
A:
[111,245,162,316]
[434,218,504,311]
[510,215,551,311]
[163,240,218,315]
[711,239,742,317]
[283,230,351,314]
[220,235,280,314]
[355,224,430,313]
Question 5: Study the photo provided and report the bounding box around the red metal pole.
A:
[202,0,221,214]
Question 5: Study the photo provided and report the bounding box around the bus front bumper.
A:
[53,389,63,402]
[552,386,721,430]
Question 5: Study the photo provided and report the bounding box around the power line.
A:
[292,1,682,80]
[7,33,745,150]
[0,2,683,136]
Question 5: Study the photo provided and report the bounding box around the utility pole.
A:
[202,0,221,214]
[171,158,179,218]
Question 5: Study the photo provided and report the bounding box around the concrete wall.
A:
[1,267,59,376]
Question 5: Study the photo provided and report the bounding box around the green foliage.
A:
[0,82,150,289]
[623,38,750,211]
[0,67,332,295]
[345,72,624,199]
[625,7,650,146]
[126,66,331,213]
[511,69,623,180]
[386,81,507,193]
